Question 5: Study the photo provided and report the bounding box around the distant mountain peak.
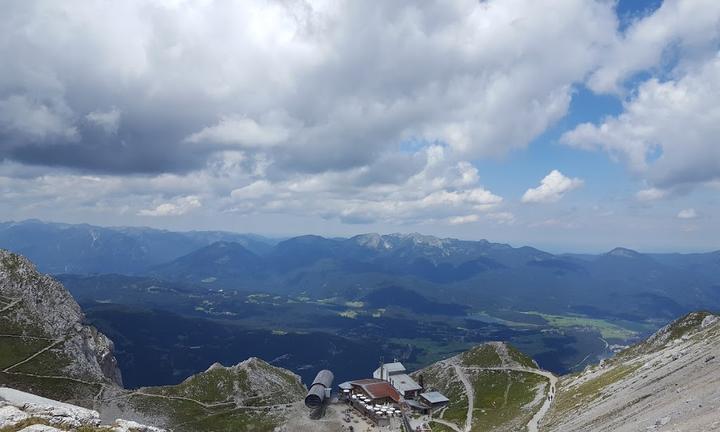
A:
[605,247,642,258]
[390,232,444,243]
[352,233,393,249]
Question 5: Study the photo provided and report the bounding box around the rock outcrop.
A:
[0,387,165,431]
[0,249,122,386]
[542,311,720,432]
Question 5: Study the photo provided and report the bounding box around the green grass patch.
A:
[141,360,304,408]
[0,313,48,338]
[0,336,52,369]
[506,344,537,369]
[420,365,467,426]
[461,345,502,368]
[521,312,638,339]
[144,367,249,404]
[470,370,546,431]
[437,379,468,425]
[12,344,74,376]
[429,421,458,432]
[129,393,280,432]
[0,372,100,407]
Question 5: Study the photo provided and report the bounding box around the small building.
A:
[373,362,407,380]
[419,391,449,410]
[373,362,422,399]
[348,378,402,404]
[388,374,422,399]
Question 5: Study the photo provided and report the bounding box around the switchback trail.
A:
[450,365,558,432]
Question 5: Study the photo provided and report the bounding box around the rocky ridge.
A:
[542,311,720,432]
[0,250,122,386]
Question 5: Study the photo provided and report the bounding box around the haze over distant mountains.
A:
[2,219,719,324]
[0,219,275,274]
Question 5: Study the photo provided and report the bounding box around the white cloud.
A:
[521,170,583,203]
[0,0,718,249]
[138,195,201,217]
[487,212,516,225]
[230,180,274,200]
[447,214,479,225]
[564,56,720,191]
[588,0,720,94]
[677,208,698,219]
[0,95,78,142]
[185,114,294,149]
[0,0,619,173]
[86,108,121,134]
[636,187,668,202]
[225,145,503,225]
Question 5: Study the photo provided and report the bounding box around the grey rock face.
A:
[542,312,720,432]
[0,387,165,431]
[0,249,123,386]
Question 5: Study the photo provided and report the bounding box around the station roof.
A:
[378,362,406,374]
[350,379,401,403]
[389,374,422,393]
[420,391,449,404]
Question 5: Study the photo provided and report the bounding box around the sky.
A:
[0,0,719,253]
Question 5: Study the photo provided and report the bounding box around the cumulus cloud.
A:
[447,215,479,225]
[0,95,78,142]
[636,187,669,202]
[85,108,121,134]
[561,2,720,198]
[563,56,720,192]
[0,0,718,242]
[138,195,201,217]
[588,0,720,93]
[185,115,294,149]
[227,145,503,225]
[0,0,619,175]
[677,208,698,219]
[487,212,516,225]
[521,170,583,204]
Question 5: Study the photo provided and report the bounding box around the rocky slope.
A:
[0,387,163,431]
[99,358,307,431]
[542,311,720,432]
[1,250,122,403]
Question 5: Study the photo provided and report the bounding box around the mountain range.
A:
[0,219,275,274]
[2,219,719,328]
[1,249,718,431]
[146,232,720,322]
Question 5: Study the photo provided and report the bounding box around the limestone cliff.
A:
[0,249,122,388]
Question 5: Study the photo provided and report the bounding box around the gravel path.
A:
[452,363,475,432]
[526,371,557,432]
